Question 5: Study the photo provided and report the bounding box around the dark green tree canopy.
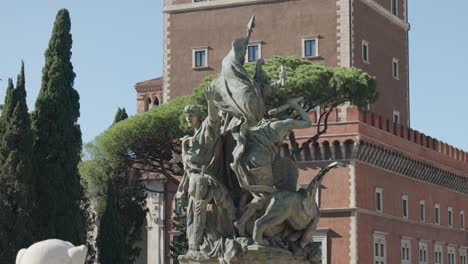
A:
[83,106,146,264]
[113,107,129,125]
[1,79,15,125]
[32,8,82,244]
[0,62,35,263]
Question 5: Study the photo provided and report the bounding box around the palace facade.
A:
[134,1,468,263]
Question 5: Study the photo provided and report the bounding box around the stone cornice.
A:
[359,0,410,31]
[164,0,285,13]
[355,142,468,195]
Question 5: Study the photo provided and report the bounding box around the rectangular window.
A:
[435,244,443,264]
[461,210,465,229]
[448,247,456,264]
[435,204,440,224]
[393,111,400,124]
[376,188,383,212]
[247,43,261,63]
[391,0,398,16]
[419,241,428,264]
[374,233,386,264]
[402,195,408,218]
[193,48,208,68]
[401,239,411,264]
[420,200,426,223]
[460,248,467,264]
[362,40,369,63]
[393,58,399,79]
[303,36,318,58]
[449,207,453,227]
[311,232,328,264]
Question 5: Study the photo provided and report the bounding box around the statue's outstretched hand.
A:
[204,83,216,101]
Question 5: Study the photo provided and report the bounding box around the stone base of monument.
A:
[179,245,315,264]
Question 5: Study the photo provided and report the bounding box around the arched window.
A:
[323,141,331,160]
[153,97,160,107]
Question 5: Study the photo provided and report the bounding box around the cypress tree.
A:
[0,79,14,133]
[32,9,82,244]
[96,109,147,263]
[96,177,128,264]
[0,63,35,263]
[113,107,128,125]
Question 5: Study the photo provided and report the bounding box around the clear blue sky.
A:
[0,1,467,151]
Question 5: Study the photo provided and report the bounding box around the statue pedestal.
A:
[179,245,315,264]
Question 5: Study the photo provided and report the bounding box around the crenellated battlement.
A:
[284,106,468,176]
[351,107,468,164]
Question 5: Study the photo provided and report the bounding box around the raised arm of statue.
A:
[205,83,219,126]
[270,98,312,137]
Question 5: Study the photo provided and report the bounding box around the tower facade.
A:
[162,0,410,125]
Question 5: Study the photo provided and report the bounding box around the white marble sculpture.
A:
[16,239,87,264]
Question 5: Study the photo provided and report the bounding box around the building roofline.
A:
[164,0,286,14]
[134,77,163,93]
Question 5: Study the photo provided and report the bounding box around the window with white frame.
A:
[246,42,261,63]
[401,239,411,264]
[393,110,400,124]
[461,210,465,229]
[435,243,444,264]
[311,230,328,264]
[193,47,208,68]
[362,40,369,63]
[435,203,441,224]
[449,207,454,227]
[374,233,386,264]
[420,200,426,223]
[302,36,318,58]
[460,248,467,264]
[376,187,383,212]
[393,58,399,79]
[419,241,428,264]
[391,0,398,16]
[448,246,456,264]
[402,195,408,218]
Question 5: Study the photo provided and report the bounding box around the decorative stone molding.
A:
[288,137,468,195]
[336,0,352,67]
[163,13,172,103]
[164,0,286,13]
[356,142,468,195]
[358,0,410,31]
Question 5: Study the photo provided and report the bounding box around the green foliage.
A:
[0,63,35,263]
[1,79,15,124]
[84,107,147,264]
[79,186,97,264]
[113,107,129,125]
[195,56,378,112]
[96,167,146,264]
[96,180,127,264]
[95,95,192,164]
[0,79,15,143]
[169,211,188,262]
[31,8,83,244]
